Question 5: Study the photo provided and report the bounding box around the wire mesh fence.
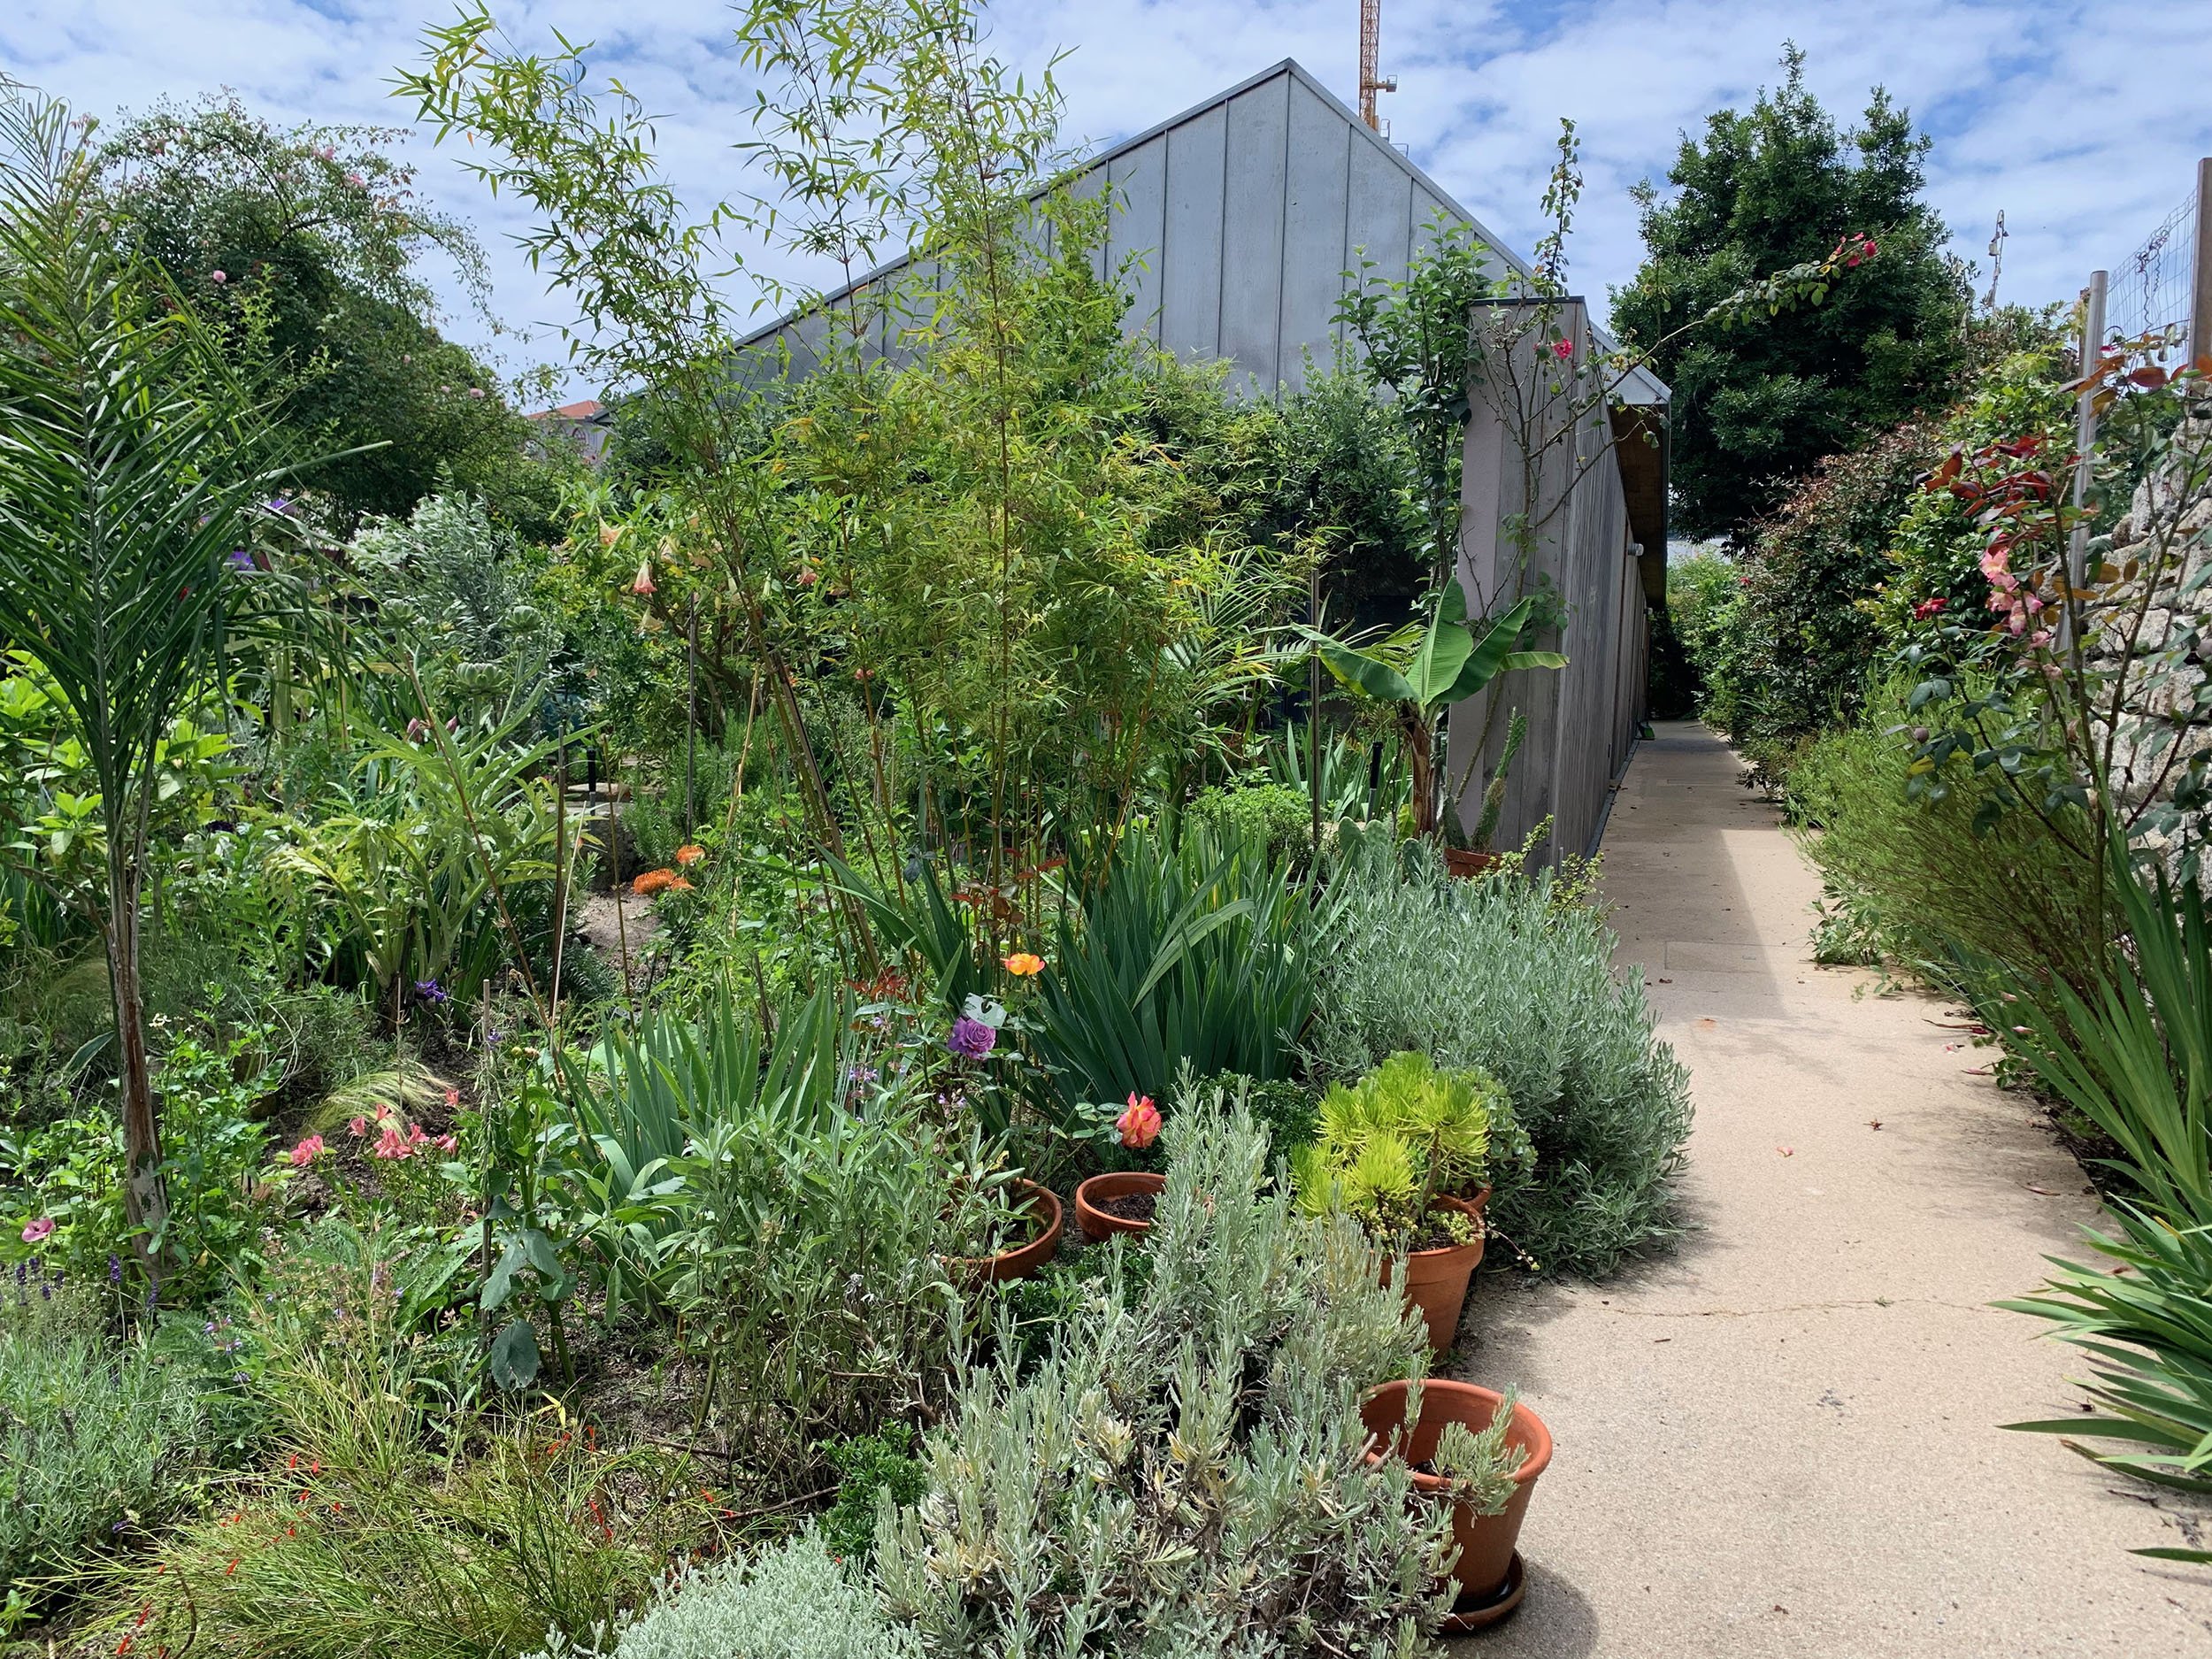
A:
[2104,173,2201,365]
[2109,190,2196,355]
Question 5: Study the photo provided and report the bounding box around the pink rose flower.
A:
[1117,1093,1162,1150]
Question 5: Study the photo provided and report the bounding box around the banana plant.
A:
[1298,587,1564,840]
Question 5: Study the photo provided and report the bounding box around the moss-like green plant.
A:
[1291,1051,1509,1253]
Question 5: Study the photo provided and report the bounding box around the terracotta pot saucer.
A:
[1439,1549,1526,1634]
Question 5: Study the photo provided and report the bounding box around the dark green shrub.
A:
[1789,684,2108,1002]
[817,1425,926,1564]
[1183,781,1314,870]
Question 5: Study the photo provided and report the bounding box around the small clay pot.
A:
[1074,1171,1166,1240]
[952,1179,1063,1282]
[1442,848,1503,880]
[1360,1379,1552,1612]
[1379,1191,1489,1353]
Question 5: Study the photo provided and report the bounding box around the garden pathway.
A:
[1451,720,2212,1659]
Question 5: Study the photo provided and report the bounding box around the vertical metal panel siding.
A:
[1218,78,1292,394]
[1108,141,1167,342]
[1280,79,1353,375]
[1341,135,1413,377]
[1446,306,1640,869]
[1162,103,1228,357]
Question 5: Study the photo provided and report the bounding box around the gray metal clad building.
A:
[741,58,1668,865]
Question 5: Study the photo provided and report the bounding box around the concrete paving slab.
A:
[1447,723,2212,1658]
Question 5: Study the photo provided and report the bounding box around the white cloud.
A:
[4,0,2206,398]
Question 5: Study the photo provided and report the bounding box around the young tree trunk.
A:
[106,850,167,1280]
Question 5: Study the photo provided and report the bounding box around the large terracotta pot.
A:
[1074,1171,1166,1241]
[951,1179,1063,1282]
[1442,849,1503,880]
[1360,1379,1553,1617]
[1379,1190,1490,1353]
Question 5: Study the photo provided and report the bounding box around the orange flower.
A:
[1002,951,1044,977]
[632,867,680,896]
[675,843,706,865]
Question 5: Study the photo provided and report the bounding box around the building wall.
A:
[1447,300,1648,868]
[739,61,1506,398]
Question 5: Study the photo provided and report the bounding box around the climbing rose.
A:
[948,1016,996,1059]
[286,1135,325,1168]
[1550,338,1572,359]
[20,1217,54,1245]
[1117,1094,1162,1150]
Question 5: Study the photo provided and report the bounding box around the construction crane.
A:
[1358,0,1396,131]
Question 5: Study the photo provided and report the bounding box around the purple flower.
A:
[947,1016,996,1059]
[227,548,255,571]
[415,979,449,1007]
[109,1255,122,1286]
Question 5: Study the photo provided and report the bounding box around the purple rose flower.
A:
[947,1016,996,1059]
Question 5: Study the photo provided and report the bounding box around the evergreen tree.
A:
[1611,46,1970,542]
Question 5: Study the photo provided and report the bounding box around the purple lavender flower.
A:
[947,1016,996,1059]
[109,1255,122,1286]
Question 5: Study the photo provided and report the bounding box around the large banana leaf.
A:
[1304,590,1564,718]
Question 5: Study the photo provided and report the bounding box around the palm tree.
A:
[0,82,308,1277]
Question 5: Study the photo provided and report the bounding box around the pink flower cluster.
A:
[1978,545,2051,645]
[347,1107,457,1161]
[1830,232,1880,269]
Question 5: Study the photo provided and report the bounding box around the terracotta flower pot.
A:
[1360,1379,1553,1617]
[951,1179,1063,1282]
[1379,1190,1490,1353]
[1074,1171,1166,1240]
[1442,848,1502,880]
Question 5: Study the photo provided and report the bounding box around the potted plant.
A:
[1074,1093,1165,1240]
[949,1179,1063,1281]
[1360,1379,1552,1631]
[941,1141,1064,1282]
[1292,1051,1509,1351]
[1441,710,1525,879]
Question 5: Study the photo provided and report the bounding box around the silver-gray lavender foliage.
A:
[1306,837,1692,1276]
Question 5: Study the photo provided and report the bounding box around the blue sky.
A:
[4,0,2203,402]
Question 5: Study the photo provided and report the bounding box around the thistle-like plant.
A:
[1293,1051,1508,1252]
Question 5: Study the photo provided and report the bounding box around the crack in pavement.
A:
[1586,1295,2011,1320]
